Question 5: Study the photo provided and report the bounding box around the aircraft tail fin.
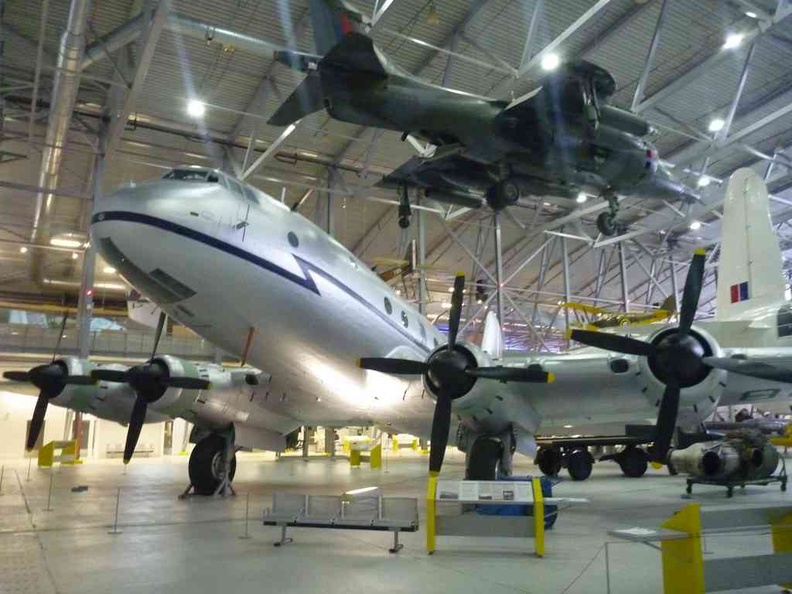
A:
[481,311,504,359]
[309,0,369,55]
[321,32,387,76]
[715,168,786,320]
[268,72,324,126]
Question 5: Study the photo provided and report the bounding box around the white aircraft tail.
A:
[715,168,786,320]
[481,311,504,359]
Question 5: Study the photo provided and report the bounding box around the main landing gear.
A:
[181,431,237,497]
[595,189,623,237]
[535,445,649,481]
[464,431,516,480]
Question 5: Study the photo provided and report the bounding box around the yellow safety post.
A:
[342,439,351,454]
[412,438,419,451]
[426,473,438,554]
[38,442,55,467]
[771,512,792,589]
[391,437,399,452]
[370,444,382,469]
[532,477,545,557]
[349,449,361,468]
[660,503,705,594]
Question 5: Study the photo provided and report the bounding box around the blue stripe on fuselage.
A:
[91,211,431,353]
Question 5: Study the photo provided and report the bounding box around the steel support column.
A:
[561,236,571,350]
[619,241,629,311]
[718,42,756,142]
[493,212,504,324]
[417,197,427,315]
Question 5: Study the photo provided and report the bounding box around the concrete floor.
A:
[0,449,789,594]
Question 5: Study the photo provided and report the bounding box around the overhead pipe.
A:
[31,0,91,282]
[81,13,144,70]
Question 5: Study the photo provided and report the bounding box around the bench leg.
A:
[274,525,293,547]
[389,530,403,554]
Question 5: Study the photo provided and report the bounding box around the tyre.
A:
[618,447,648,478]
[466,438,503,480]
[596,212,618,236]
[485,180,520,210]
[567,448,593,481]
[188,434,237,496]
[535,447,562,476]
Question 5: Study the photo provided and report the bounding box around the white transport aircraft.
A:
[6,167,791,493]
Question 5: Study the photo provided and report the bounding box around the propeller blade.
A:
[468,366,555,383]
[429,391,453,474]
[357,358,427,375]
[151,311,167,359]
[446,272,465,350]
[63,375,96,386]
[3,371,31,382]
[570,329,656,357]
[124,397,148,464]
[677,249,706,335]
[652,382,680,461]
[26,394,49,451]
[91,369,128,383]
[52,312,69,362]
[163,377,211,390]
[703,357,792,383]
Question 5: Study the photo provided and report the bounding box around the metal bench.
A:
[262,492,418,553]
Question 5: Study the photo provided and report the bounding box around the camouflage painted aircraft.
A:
[269,0,699,236]
[563,295,677,330]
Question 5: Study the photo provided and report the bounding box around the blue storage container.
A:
[474,476,558,529]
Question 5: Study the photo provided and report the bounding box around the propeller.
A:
[2,313,95,451]
[358,272,554,475]
[572,248,792,461]
[90,312,210,463]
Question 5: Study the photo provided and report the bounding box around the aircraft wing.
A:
[716,347,792,405]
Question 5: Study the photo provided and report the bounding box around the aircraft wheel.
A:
[596,212,618,236]
[466,437,503,480]
[485,180,520,210]
[535,447,562,476]
[398,216,410,229]
[567,448,593,481]
[618,447,648,478]
[188,434,237,496]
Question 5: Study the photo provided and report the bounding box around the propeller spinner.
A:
[358,272,553,476]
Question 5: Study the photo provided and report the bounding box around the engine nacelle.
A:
[637,325,726,427]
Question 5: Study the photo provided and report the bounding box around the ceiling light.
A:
[723,33,744,49]
[689,220,702,231]
[447,287,454,292]
[708,118,725,132]
[745,11,758,18]
[103,266,116,274]
[19,246,27,253]
[576,192,588,204]
[71,252,78,260]
[540,52,561,71]
[563,425,573,429]
[187,99,206,118]
[441,301,452,309]
[95,282,127,291]
[50,237,83,248]
[697,175,711,188]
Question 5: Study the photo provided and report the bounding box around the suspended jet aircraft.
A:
[268,0,699,236]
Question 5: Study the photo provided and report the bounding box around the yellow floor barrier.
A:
[38,440,80,467]
[349,444,382,469]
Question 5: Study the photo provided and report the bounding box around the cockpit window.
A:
[228,178,244,196]
[163,169,219,182]
[243,185,259,204]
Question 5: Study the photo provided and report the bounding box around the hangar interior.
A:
[1,0,792,592]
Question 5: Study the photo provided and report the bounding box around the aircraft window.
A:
[162,169,217,182]
[243,185,258,204]
[401,311,409,328]
[384,297,392,315]
[288,232,299,248]
[778,305,792,337]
